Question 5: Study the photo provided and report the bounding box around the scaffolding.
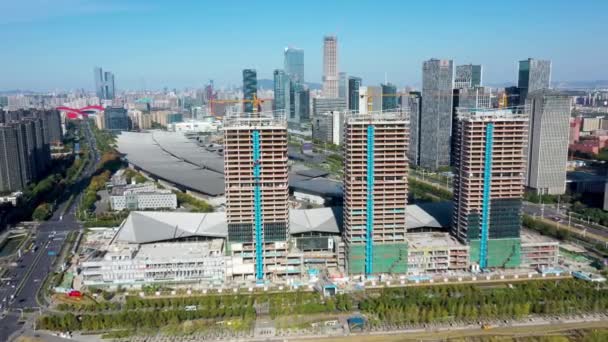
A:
[252,130,263,280]
[470,238,521,268]
[479,123,494,269]
[365,124,375,276]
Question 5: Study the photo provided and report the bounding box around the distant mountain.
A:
[553,80,608,89]
[257,79,322,90]
[0,89,37,95]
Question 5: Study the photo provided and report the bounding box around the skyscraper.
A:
[455,64,482,89]
[518,58,551,105]
[420,59,454,170]
[381,83,398,111]
[456,86,493,109]
[94,67,116,100]
[312,98,347,116]
[322,36,339,98]
[294,86,310,123]
[223,112,289,280]
[0,124,25,192]
[406,92,422,165]
[273,69,289,114]
[338,72,348,105]
[343,111,409,275]
[452,108,528,269]
[284,47,304,84]
[348,77,362,112]
[242,69,257,113]
[525,90,571,195]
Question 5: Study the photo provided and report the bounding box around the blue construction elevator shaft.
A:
[479,123,494,269]
[365,125,375,276]
[252,130,263,280]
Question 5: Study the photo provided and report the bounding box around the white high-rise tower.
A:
[322,36,339,98]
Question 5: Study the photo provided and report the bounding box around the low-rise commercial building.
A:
[109,182,177,211]
[520,229,560,269]
[406,232,470,274]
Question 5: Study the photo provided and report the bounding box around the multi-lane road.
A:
[0,120,99,341]
[522,202,608,240]
[410,173,608,241]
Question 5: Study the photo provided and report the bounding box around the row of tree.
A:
[522,215,571,240]
[408,178,453,202]
[45,280,606,334]
[38,307,254,333]
[360,280,607,325]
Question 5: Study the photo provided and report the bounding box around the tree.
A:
[32,202,52,221]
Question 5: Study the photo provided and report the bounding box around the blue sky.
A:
[1,0,606,91]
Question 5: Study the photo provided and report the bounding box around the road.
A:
[0,120,99,342]
[410,173,608,241]
[522,201,608,240]
[292,316,608,342]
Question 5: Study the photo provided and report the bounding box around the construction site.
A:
[69,108,579,292]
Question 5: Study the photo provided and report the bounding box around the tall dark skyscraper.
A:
[338,72,348,104]
[406,92,422,165]
[518,58,551,105]
[295,86,310,123]
[381,83,398,111]
[284,47,304,84]
[348,76,362,112]
[420,59,454,170]
[0,124,25,192]
[273,69,289,114]
[94,67,116,100]
[242,69,258,113]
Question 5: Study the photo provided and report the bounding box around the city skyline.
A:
[1,0,607,91]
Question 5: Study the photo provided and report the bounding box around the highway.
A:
[410,172,608,241]
[522,201,608,240]
[0,120,99,341]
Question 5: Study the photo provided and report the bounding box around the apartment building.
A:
[223,112,289,281]
[343,111,409,275]
[452,108,528,269]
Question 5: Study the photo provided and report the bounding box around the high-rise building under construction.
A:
[452,108,528,269]
[223,112,289,281]
[343,111,409,275]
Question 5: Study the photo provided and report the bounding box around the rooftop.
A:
[521,228,559,244]
[114,211,228,244]
[406,232,466,248]
[115,131,225,196]
[456,107,528,121]
[113,203,451,244]
[117,131,340,197]
[135,241,224,260]
[222,111,287,128]
[289,207,342,235]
